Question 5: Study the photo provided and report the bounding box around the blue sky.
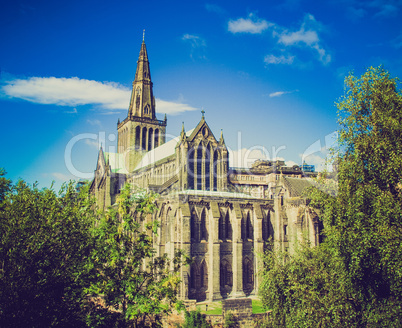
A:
[1,0,402,189]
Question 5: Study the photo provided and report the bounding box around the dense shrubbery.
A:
[0,171,185,327]
[260,67,402,327]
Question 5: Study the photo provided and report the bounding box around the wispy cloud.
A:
[182,34,207,60]
[264,54,295,65]
[228,12,330,66]
[87,119,102,127]
[64,107,77,114]
[392,32,402,48]
[277,14,331,64]
[374,3,400,17]
[228,13,271,34]
[341,0,401,19]
[1,76,198,115]
[269,90,297,98]
[85,139,100,149]
[205,3,226,15]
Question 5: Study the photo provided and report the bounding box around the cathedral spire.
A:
[219,129,225,145]
[127,37,155,119]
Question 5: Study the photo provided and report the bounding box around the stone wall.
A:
[163,298,270,327]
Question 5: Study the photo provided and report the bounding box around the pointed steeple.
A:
[127,37,155,119]
[219,129,225,145]
[134,41,151,83]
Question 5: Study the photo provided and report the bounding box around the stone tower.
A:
[117,38,167,172]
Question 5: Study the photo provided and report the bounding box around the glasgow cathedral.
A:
[90,39,321,302]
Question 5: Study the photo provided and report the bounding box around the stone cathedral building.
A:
[90,39,322,302]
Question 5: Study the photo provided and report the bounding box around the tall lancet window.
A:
[213,150,219,191]
[148,128,153,150]
[205,144,211,191]
[200,208,208,241]
[154,129,159,148]
[188,148,195,190]
[196,144,203,190]
[142,127,147,150]
[135,126,141,149]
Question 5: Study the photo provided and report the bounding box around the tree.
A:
[0,177,96,327]
[260,66,402,327]
[0,169,11,202]
[86,183,186,328]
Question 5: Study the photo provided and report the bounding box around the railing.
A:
[118,115,166,128]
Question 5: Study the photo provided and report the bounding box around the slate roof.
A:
[283,176,315,197]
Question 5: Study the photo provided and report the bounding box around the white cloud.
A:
[264,54,295,65]
[269,91,288,97]
[279,29,319,46]
[2,76,198,115]
[64,107,77,114]
[2,76,130,110]
[228,13,270,34]
[277,14,331,64]
[267,89,298,97]
[156,98,198,115]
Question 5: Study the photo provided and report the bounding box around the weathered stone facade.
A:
[90,39,321,302]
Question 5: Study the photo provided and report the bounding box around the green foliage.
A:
[87,183,186,327]
[224,312,239,328]
[0,177,96,327]
[181,310,211,328]
[0,168,11,202]
[0,173,187,327]
[260,243,360,327]
[260,66,402,327]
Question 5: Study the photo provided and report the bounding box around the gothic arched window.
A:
[200,208,208,241]
[190,210,198,242]
[200,261,208,289]
[246,212,253,240]
[187,148,195,190]
[219,213,224,240]
[144,104,150,114]
[205,144,211,191]
[190,264,197,289]
[243,257,254,291]
[220,260,233,288]
[196,144,203,190]
[148,128,153,150]
[135,126,141,149]
[225,211,232,240]
[213,150,219,191]
[154,129,159,148]
[142,127,147,150]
